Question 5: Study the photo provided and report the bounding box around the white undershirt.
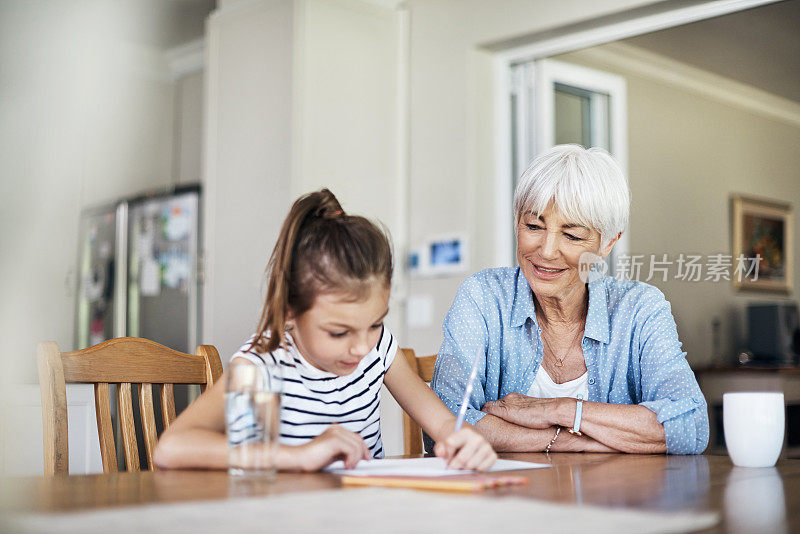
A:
[526,366,589,399]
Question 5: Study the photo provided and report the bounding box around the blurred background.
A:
[1,0,798,473]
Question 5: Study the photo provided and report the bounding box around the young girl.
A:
[154,189,496,472]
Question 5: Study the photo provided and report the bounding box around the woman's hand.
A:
[433,426,497,471]
[294,425,371,472]
[482,392,561,429]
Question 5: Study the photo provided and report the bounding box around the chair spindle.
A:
[94,382,118,472]
[117,382,140,471]
[138,383,159,470]
[160,383,177,429]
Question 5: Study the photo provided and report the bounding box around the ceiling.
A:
[623,0,800,103]
[107,0,800,101]
[113,0,215,50]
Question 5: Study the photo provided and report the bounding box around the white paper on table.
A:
[324,457,549,477]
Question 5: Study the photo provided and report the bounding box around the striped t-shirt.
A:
[230,326,398,458]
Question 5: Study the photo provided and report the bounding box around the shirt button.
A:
[588,378,596,385]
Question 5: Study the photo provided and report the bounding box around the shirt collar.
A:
[585,277,610,344]
[510,267,610,344]
[510,267,537,328]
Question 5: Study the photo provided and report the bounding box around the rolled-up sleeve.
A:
[637,290,709,454]
[431,278,489,427]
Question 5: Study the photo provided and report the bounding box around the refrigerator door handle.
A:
[114,202,128,339]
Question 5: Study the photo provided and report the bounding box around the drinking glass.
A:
[225,361,281,479]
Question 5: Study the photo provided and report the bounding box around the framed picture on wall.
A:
[407,234,469,277]
[731,194,794,293]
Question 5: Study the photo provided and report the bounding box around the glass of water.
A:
[225,361,281,479]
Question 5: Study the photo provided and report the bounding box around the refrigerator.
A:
[75,185,202,467]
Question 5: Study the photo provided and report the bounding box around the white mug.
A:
[723,392,785,468]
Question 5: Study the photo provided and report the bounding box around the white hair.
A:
[513,144,630,247]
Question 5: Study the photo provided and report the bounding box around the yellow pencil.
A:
[340,475,528,493]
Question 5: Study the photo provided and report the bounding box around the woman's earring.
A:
[285,323,294,331]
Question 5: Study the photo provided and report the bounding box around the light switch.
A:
[406,294,434,329]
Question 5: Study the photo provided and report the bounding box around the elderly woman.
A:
[432,145,708,455]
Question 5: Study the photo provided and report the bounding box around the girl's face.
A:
[288,280,390,376]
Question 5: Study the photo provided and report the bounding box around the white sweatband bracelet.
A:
[569,394,584,436]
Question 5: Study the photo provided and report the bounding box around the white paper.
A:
[324,457,549,477]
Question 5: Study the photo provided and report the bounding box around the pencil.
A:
[341,475,528,493]
[341,476,484,493]
[453,349,483,432]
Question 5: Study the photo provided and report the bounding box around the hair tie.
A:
[312,206,344,220]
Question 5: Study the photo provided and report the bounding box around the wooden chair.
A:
[400,348,437,455]
[37,337,223,475]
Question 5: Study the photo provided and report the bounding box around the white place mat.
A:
[5,487,718,534]
[325,457,549,476]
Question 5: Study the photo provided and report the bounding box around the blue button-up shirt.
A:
[431,267,709,454]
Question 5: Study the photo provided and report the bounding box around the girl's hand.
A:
[433,426,497,471]
[297,425,371,472]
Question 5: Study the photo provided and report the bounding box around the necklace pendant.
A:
[554,359,564,367]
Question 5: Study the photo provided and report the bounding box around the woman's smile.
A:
[531,261,568,280]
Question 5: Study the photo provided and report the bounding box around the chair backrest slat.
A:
[117,382,140,471]
[400,348,438,456]
[138,383,159,470]
[38,337,222,475]
[94,383,118,473]
[401,349,423,455]
[61,338,208,383]
[160,383,177,429]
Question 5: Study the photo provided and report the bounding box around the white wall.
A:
[176,72,205,185]
[203,0,295,362]
[0,2,177,387]
[0,1,199,475]
[297,0,400,247]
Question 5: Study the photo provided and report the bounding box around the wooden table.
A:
[3,454,799,533]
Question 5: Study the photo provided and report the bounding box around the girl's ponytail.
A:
[253,189,346,353]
